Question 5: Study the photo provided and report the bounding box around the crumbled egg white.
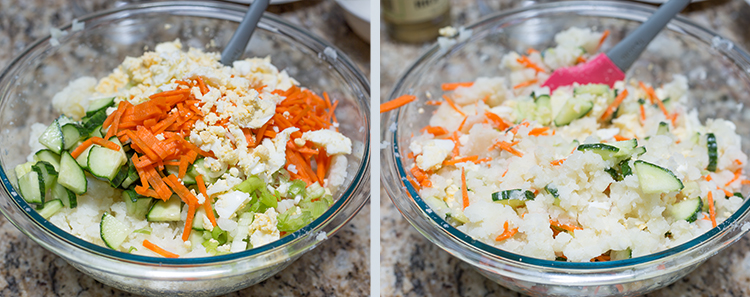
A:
[249,208,281,248]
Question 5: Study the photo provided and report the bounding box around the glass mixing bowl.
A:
[381,1,750,296]
[0,1,370,296]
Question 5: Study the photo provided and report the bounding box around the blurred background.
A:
[380,0,750,296]
[0,0,370,296]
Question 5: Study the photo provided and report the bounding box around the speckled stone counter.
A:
[0,0,370,296]
[381,0,750,296]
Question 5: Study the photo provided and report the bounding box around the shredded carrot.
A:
[509,121,529,135]
[550,219,582,233]
[421,125,449,136]
[526,48,539,55]
[528,127,550,136]
[484,111,510,131]
[90,137,121,151]
[734,159,744,166]
[502,169,508,178]
[461,168,469,210]
[742,180,750,185]
[513,78,538,90]
[476,157,493,163]
[551,159,565,166]
[490,140,523,157]
[495,221,518,241]
[725,168,742,187]
[707,191,717,228]
[441,82,473,91]
[639,82,658,103]
[196,76,209,95]
[613,135,629,141]
[590,254,611,262]
[639,104,646,124]
[425,100,442,106]
[596,30,610,52]
[442,95,466,117]
[457,116,469,132]
[516,56,546,73]
[70,138,95,159]
[576,56,587,64]
[142,239,179,258]
[600,89,629,121]
[196,175,217,227]
[380,94,416,113]
[705,174,713,181]
[181,202,196,241]
[444,155,479,166]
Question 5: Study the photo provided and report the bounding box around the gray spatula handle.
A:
[221,0,271,66]
[607,0,691,71]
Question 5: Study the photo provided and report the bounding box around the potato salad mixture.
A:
[409,28,747,262]
[16,40,351,258]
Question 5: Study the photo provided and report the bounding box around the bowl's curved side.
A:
[0,1,369,295]
[382,1,750,296]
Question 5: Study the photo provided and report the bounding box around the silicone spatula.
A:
[542,0,691,91]
[220,0,271,66]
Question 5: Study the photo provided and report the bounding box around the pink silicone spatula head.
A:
[542,0,691,91]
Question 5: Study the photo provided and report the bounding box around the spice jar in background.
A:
[382,0,451,43]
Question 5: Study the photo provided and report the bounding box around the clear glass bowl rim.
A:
[383,0,750,272]
[0,1,371,266]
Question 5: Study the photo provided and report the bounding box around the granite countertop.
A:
[0,0,369,296]
[381,0,750,296]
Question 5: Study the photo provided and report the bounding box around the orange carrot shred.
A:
[516,56,546,73]
[708,191,717,228]
[461,168,469,210]
[484,111,510,130]
[725,169,742,187]
[613,135,629,141]
[600,89,629,121]
[444,155,479,166]
[380,94,416,113]
[551,159,565,166]
[441,82,474,91]
[196,175,217,227]
[181,202,196,241]
[513,78,538,90]
[442,95,466,117]
[495,221,519,241]
[70,138,95,159]
[420,126,449,136]
[596,30,610,52]
[528,127,550,136]
[143,240,179,258]
[457,116,469,132]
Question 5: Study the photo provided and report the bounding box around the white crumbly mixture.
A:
[39,40,351,257]
[414,28,747,262]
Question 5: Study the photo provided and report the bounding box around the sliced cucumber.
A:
[192,207,208,231]
[165,165,196,185]
[51,182,77,208]
[58,151,87,195]
[668,197,702,223]
[14,161,35,181]
[189,230,205,250]
[88,145,127,181]
[706,133,717,172]
[492,189,535,208]
[535,95,553,125]
[61,123,81,150]
[120,162,139,189]
[38,120,63,154]
[573,84,611,98]
[544,184,559,198]
[80,110,107,137]
[605,167,623,181]
[34,150,61,171]
[577,143,619,160]
[33,161,58,194]
[86,97,115,116]
[18,170,43,204]
[122,189,152,219]
[110,165,129,188]
[146,195,182,222]
[553,98,593,126]
[610,139,638,158]
[610,248,632,260]
[107,136,127,164]
[632,146,647,156]
[619,159,633,177]
[633,160,684,194]
[100,212,131,250]
[38,199,63,219]
[75,145,93,169]
[656,121,670,136]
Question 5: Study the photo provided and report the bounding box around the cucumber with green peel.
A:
[33,161,57,194]
[38,119,63,154]
[61,123,81,150]
[80,109,107,137]
[86,97,116,116]
[610,248,632,260]
[573,84,611,98]
[100,212,131,250]
[120,162,139,189]
[192,207,208,231]
[88,145,127,181]
[668,197,702,223]
[75,145,93,169]
[656,121,670,136]
[619,159,633,177]
[14,162,35,181]
[18,170,43,204]
[633,160,684,194]
[706,133,718,172]
[146,195,182,222]
[544,184,559,198]
[577,143,620,160]
[51,182,76,208]
[610,139,638,158]
[633,146,647,156]
[122,189,152,219]
[58,151,87,195]
[492,189,535,208]
[553,98,594,126]
[189,230,205,249]
[605,167,623,181]
[34,150,61,171]
[534,95,553,125]
[38,199,63,219]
